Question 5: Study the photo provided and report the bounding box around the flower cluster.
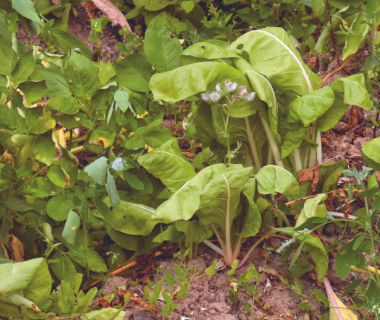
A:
[201,81,256,103]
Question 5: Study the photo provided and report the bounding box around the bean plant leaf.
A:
[11,50,36,86]
[255,165,299,198]
[46,194,75,221]
[115,54,153,92]
[12,0,40,22]
[145,13,182,72]
[138,140,196,191]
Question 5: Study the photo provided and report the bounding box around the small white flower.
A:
[225,81,238,92]
[201,92,211,101]
[209,91,221,102]
[244,92,256,101]
[215,83,222,92]
[238,86,247,95]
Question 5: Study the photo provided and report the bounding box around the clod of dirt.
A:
[209,302,231,313]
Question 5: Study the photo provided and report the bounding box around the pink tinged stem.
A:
[232,236,242,261]
[324,277,344,320]
[211,223,227,254]
[222,174,233,266]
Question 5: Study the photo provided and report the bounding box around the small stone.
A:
[133,312,155,320]
[209,302,231,313]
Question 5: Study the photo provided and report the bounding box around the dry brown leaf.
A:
[347,106,361,129]
[82,0,97,20]
[89,0,132,31]
[181,151,196,159]
[307,56,319,71]
[297,166,319,193]
[9,235,24,262]
[376,171,380,184]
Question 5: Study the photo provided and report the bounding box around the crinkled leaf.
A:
[138,140,195,191]
[255,165,299,198]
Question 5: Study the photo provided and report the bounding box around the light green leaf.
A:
[65,52,100,99]
[115,54,153,92]
[229,27,320,94]
[81,308,125,320]
[328,0,365,9]
[50,30,92,59]
[84,156,108,185]
[12,0,40,22]
[152,163,228,223]
[18,81,47,103]
[85,126,115,152]
[145,13,182,72]
[68,247,107,273]
[138,140,195,191]
[99,198,157,236]
[342,12,369,60]
[114,90,132,113]
[0,257,52,305]
[46,194,75,221]
[180,0,194,13]
[288,86,335,127]
[0,40,17,75]
[150,61,244,102]
[316,74,372,131]
[255,165,299,198]
[98,61,115,85]
[47,164,67,187]
[362,137,380,171]
[295,194,327,227]
[62,210,81,245]
[0,293,40,312]
[105,171,120,211]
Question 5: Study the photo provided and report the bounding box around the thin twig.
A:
[319,45,365,87]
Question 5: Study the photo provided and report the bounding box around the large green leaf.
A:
[46,194,75,221]
[97,198,157,236]
[0,257,52,305]
[84,156,108,185]
[0,38,17,75]
[47,94,80,115]
[288,86,335,127]
[50,30,92,59]
[51,253,77,288]
[229,27,320,95]
[115,54,153,92]
[67,247,107,273]
[181,40,240,64]
[150,61,244,102]
[342,12,369,60]
[362,137,380,171]
[12,0,40,22]
[295,194,327,227]
[65,52,100,99]
[152,163,228,223]
[145,13,182,72]
[316,74,372,131]
[138,140,195,191]
[255,165,299,198]
[18,81,47,103]
[238,192,262,237]
[31,65,71,97]
[11,50,36,86]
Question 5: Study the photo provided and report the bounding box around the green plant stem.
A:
[276,209,291,227]
[308,125,317,168]
[267,147,273,165]
[244,117,261,171]
[211,223,227,253]
[316,131,322,165]
[293,148,303,172]
[225,115,231,165]
[203,239,225,257]
[223,173,233,266]
[259,115,284,168]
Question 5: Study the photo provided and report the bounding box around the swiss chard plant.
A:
[150,27,372,175]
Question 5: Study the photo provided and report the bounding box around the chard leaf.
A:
[138,140,195,192]
[255,165,299,198]
[238,192,261,237]
[150,62,244,102]
[229,27,320,95]
[196,166,253,233]
[342,12,369,61]
[152,163,228,223]
[362,137,380,171]
[316,74,372,131]
[98,198,157,236]
[0,257,52,305]
[288,86,335,127]
[295,194,327,228]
